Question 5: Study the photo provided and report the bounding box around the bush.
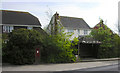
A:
[3,28,77,64]
[41,35,76,63]
[90,19,119,58]
[3,29,44,64]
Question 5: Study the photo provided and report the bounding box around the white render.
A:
[2,24,36,33]
[64,28,91,40]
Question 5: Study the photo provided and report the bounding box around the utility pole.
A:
[118,20,119,36]
[118,21,120,36]
[118,2,120,36]
[77,36,82,61]
[77,40,80,61]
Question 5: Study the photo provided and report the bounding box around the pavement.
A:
[2,58,119,71]
[75,63,119,71]
[80,58,120,62]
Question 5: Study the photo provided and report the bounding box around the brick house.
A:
[93,19,113,34]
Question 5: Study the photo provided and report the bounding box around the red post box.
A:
[36,48,39,57]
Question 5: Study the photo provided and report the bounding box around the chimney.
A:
[100,19,104,24]
[55,12,59,19]
[99,19,104,28]
[54,12,59,35]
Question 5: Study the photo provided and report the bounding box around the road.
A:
[2,64,120,73]
[74,63,119,71]
[54,64,120,73]
[2,61,119,73]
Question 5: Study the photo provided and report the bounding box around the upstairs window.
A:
[27,27,33,30]
[68,29,74,33]
[3,26,13,33]
[84,30,88,35]
[3,26,6,32]
[78,29,80,34]
[10,26,13,32]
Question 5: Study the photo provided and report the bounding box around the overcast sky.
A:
[1,0,120,33]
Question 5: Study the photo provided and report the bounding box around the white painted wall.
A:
[64,28,91,40]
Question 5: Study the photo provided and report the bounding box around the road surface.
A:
[2,64,120,73]
[2,61,119,73]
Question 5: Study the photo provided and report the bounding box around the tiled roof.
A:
[93,21,113,34]
[94,22,104,29]
[59,16,90,29]
[0,10,41,26]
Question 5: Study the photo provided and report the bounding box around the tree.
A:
[0,36,1,50]
[44,26,76,63]
[90,19,115,58]
[112,34,120,57]
[54,28,76,62]
[45,9,77,62]
[71,37,79,55]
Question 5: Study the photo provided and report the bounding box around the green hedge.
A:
[3,28,76,64]
[3,29,44,64]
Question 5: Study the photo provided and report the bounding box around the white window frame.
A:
[84,30,88,35]
[6,26,9,32]
[68,29,74,33]
[10,26,13,32]
[3,25,14,33]
[78,29,80,34]
[3,26,6,32]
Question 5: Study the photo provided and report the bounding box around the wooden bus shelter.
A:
[78,36,101,58]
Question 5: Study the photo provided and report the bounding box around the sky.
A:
[1,0,120,34]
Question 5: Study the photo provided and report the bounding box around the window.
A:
[3,26,6,32]
[10,26,13,32]
[3,26,13,33]
[27,27,33,29]
[6,26,9,32]
[78,29,80,34]
[84,30,88,35]
[68,29,74,33]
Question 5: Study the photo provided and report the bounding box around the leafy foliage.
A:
[71,37,79,55]
[42,26,76,63]
[0,34,2,60]
[3,27,77,64]
[3,29,44,64]
[90,19,119,58]
[112,34,120,57]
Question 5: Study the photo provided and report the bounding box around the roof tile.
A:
[0,10,41,26]
[59,16,90,29]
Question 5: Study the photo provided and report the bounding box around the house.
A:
[0,10,42,33]
[0,10,47,44]
[47,12,102,58]
[93,19,113,34]
[47,12,91,40]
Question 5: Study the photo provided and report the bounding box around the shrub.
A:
[90,19,119,58]
[3,29,44,64]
